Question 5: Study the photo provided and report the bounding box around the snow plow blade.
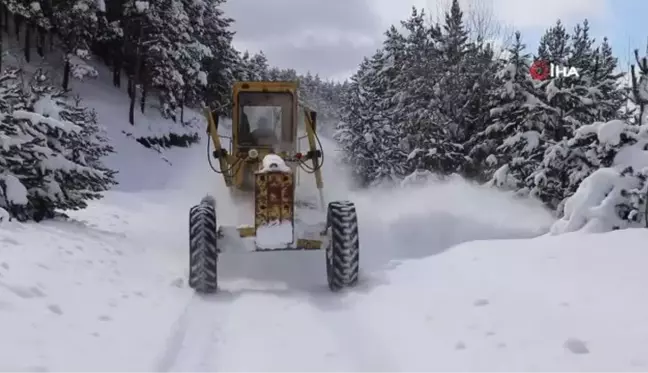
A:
[233,225,323,251]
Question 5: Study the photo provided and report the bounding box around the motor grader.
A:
[188,81,360,293]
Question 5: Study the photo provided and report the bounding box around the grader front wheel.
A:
[188,196,219,293]
[326,201,360,291]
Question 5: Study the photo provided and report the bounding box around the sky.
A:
[222,0,647,81]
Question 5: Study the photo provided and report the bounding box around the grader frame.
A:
[187,81,360,293]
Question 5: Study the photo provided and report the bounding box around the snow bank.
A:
[346,228,648,371]
[0,192,192,371]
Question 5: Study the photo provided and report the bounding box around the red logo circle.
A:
[530,60,550,80]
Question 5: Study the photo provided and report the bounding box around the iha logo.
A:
[529,59,579,80]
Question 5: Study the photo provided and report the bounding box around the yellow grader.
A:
[188,81,360,293]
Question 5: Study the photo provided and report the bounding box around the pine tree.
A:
[394,8,464,176]
[529,20,585,208]
[533,22,626,209]
[53,0,100,90]
[248,52,270,80]
[0,69,117,221]
[335,58,373,186]
[362,49,407,184]
[436,0,475,144]
[473,32,549,192]
[592,37,627,121]
[199,0,236,115]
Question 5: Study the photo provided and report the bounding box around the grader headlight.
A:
[248,148,259,159]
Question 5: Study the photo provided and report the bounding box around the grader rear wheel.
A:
[325,201,360,291]
[188,196,219,293]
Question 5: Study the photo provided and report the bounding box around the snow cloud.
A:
[224,0,614,80]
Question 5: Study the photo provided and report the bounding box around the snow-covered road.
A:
[6,195,648,372]
[7,129,648,371]
[0,128,560,371]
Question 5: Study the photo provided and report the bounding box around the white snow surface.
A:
[1,174,28,205]
[2,70,648,371]
[255,220,293,249]
[551,168,638,233]
[576,119,627,146]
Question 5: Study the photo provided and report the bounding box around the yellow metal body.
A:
[204,81,325,250]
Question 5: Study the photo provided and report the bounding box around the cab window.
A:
[238,92,293,150]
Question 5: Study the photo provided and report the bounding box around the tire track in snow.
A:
[155,282,399,371]
[153,285,344,372]
[199,288,358,372]
[154,293,231,371]
[306,291,401,372]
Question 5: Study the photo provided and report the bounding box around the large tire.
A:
[188,196,218,293]
[326,201,360,291]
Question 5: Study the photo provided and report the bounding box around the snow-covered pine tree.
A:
[52,0,100,90]
[0,68,33,220]
[550,119,648,232]
[170,0,213,113]
[392,8,462,176]
[335,58,372,186]
[534,20,573,141]
[235,51,269,82]
[591,37,627,121]
[471,32,548,192]
[127,0,185,119]
[335,22,410,185]
[200,0,237,115]
[362,48,407,184]
[533,22,627,210]
[0,69,116,222]
[550,51,648,233]
[462,42,498,179]
[121,0,211,120]
[435,0,480,145]
[4,0,51,62]
[94,11,124,87]
[529,20,587,209]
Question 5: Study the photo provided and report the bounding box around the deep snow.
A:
[1,68,646,371]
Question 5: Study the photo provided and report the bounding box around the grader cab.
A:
[188,81,360,294]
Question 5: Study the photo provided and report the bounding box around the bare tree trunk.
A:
[24,23,31,62]
[14,14,21,40]
[113,40,121,87]
[129,18,144,125]
[140,85,147,113]
[36,26,45,57]
[0,19,3,71]
[140,59,146,113]
[128,78,136,124]
[2,4,7,33]
[62,54,70,91]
